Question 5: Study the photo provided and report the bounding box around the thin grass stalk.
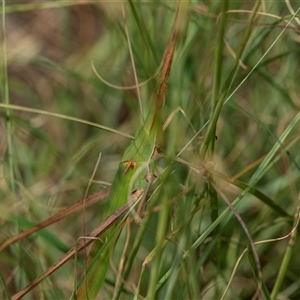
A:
[0,1,74,13]
[112,210,152,300]
[127,0,159,64]
[1,4,18,294]
[201,0,228,166]
[161,247,181,299]
[208,179,264,297]
[200,0,261,160]
[1,1,15,193]
[270,204,299,300]
[247,113,300,188]
[0,267,10,300]
[202,0,260,226]
[223,12,300,109]
[203,0,228,260]
[210,0,228,148]
[162,192,193,299]
[156,222,223,298]
[247,244,271,300]
[0,103,134,139]
[133,266,145,300]
[221,0,261,100]
[203,0,229,230]
[182,190,200,299]
[147,173,171,300]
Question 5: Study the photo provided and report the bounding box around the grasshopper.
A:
[10,2,185,299]
[75,3,185,299]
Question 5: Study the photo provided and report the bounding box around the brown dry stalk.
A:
[11,191,142,300]
[149,2,184,133]
[0,187,111,254]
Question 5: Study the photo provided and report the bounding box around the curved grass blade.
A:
[210,170,291,221]
[0,103,134,140]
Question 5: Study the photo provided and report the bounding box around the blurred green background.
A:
[0,1,300,299]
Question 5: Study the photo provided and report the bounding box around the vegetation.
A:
[0,1,299,299]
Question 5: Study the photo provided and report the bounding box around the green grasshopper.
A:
[76,3,185,299]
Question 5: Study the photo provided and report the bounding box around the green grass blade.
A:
[1,0,15,193]
[247,243,271,300]
[0,103,134,140]
[200,0,261,159]
[211,170,291,220]
[270,205,299,300]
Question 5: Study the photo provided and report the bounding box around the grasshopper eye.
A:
[123,160,137,174]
